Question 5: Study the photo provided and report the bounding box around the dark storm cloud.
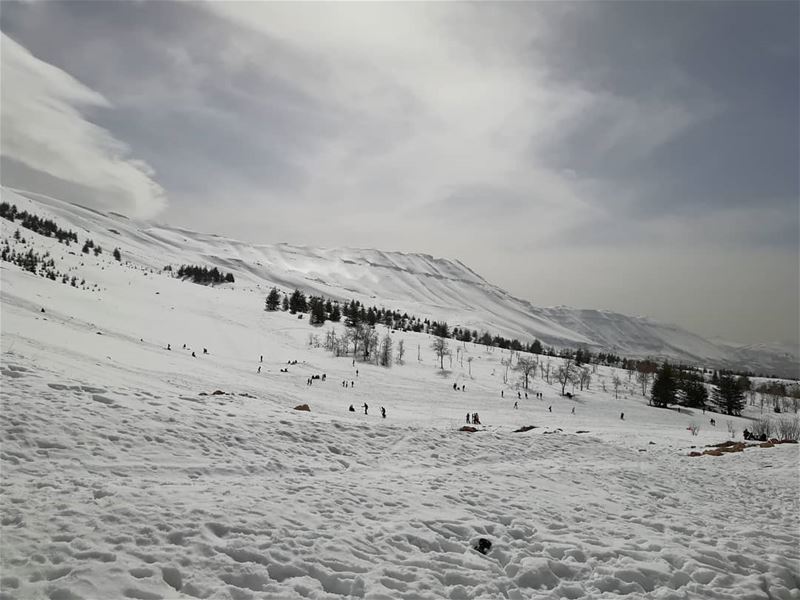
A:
[534,1,799,218]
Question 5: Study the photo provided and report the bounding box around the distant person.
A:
[620,412,624,420]
[363,403,368,415]
[203,348,208,354]
[466,413,471,424]
[349,404,355,412]
[356,369,359,377]
[257,366,261,374]
[461,385,465,392]
[501,390,504,398]
[548,405,552,413]
[473,412,481,425]
[351,381,354,387]
[571,407,575,415]
[453,382,458,391]
[518,391,521,400]
[182,344,186,349]
[381,407,386,419]
[191,351,196,358]
[260,355,263,363]
[514,401,518,410]
[525,392,528,400]
[167,344,171,351]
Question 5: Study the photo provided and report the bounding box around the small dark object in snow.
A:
[211,390,225,396]
[294,404,311,412]
[460,426,478,432]
[40,308,45,313]
[474,538,492,555]
[649,441,655,445]
[96,331,102,335]
[513,425,538,433]
[575,430,590,434]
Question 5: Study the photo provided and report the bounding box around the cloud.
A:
[0,2,796,346]
[0,33,165,217]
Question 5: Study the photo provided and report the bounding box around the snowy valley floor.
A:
[1,265,799,600]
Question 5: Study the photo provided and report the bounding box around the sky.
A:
[1,1,798,348]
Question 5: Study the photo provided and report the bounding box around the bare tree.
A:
[431,337,450,370]
[612,374,622,399]
[360,327,378,361]
[501,357,511,384]
[636,363,656,397]
[578,367,591,391]
[467,356,473,376]
[379,333,393,367]
[515,356,537,389]
[397,339,405,364]
[543,360,551,385]
[556,357,577,396]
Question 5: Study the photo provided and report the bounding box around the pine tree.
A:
[329,303,341,322]
[281,294,289,311]
[113,248,121,261]
[651,361,676,408]
[712,374,745,416]
[265,287,281,311]
[310,298,326,325]
[683,380,708,408]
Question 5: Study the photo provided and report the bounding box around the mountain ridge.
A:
[3,186,798,377]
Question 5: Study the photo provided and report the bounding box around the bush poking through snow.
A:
[751,417,773,440]
[775,416,800,441]
[688,423,700,436]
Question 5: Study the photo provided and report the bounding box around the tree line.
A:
[0,202,79,245]
[173,264,235,285]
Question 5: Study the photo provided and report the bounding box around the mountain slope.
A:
[2,186,797,376]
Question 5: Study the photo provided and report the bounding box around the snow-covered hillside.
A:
[2,185,799,599]
[2,186,796,377]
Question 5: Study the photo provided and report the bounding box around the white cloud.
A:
[0,33,165,217]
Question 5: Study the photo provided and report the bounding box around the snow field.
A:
[1,260,798,599]
[1,189,799,599]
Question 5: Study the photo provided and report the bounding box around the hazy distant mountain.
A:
[4,186,798,377]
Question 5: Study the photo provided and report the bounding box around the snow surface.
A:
[1,188,799,599]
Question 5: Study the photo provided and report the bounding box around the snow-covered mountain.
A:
[2,186,797,377]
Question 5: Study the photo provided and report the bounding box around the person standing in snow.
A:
[514,401,518,409]
[260,355,263,363]
[363,403,368,415]
[349,404,355,412]
[381,407,386,419]
[548,405,552,412]
[501,390,504,398]
[257,366,261,374]
[466,413,471,424]
[571,407,575,414]
[167,344,171,351]
[620,412,624,420]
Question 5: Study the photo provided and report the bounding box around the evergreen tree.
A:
[281,294,289,311]
[329,303,342,322]
[113,248,121,261]
[310,297,326,325]
[712,374,745,416]
[265,287,281,311]
[288,289,307,314]
[683,380,708,408]
[651,361,677,408]
[531,339,543,355]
